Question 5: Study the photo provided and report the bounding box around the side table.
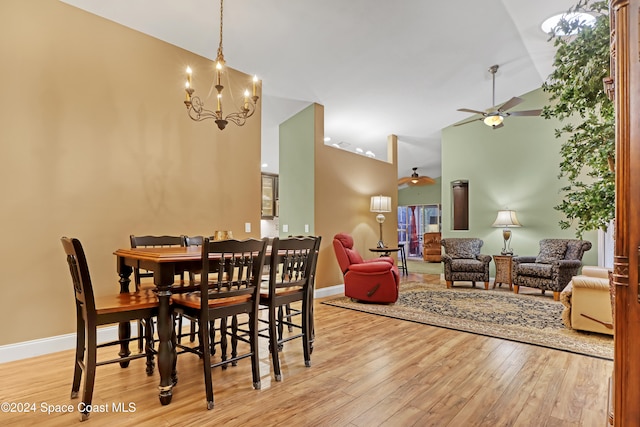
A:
[369,247,407,275]
[493,254,515,290]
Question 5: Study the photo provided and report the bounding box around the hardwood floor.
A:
[0,273,612,426]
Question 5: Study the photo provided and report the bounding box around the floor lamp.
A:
[370,195,392,248]
[491,209,522,255]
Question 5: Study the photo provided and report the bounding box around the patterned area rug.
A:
[323,282,613,360]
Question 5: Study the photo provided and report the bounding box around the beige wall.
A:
[315,119,399,288]
[277,103,398,288]
[0,0,262,346]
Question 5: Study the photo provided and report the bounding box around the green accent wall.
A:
[279,104,316,236]
[441,87,598,270]
[398,177,442,206]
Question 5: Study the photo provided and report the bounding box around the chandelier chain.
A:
[217,0,225,63]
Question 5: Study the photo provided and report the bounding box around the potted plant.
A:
[542,0,614,238]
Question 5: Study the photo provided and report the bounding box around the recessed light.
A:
[324,136,331,142]
[261,163,268,168]
[541,12,595,35]
[365,150,375,158]
[355,148,364,154]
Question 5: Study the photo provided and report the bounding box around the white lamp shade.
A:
[492,210,522,227]
[370,195,392,213]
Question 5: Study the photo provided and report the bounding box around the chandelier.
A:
[183,0,260,130]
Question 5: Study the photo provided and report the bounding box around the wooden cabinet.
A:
[261,173,278,219]
[422,232,441,262]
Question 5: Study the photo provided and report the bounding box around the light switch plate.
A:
[283,224,289,233]
[245,223,251,233]
[304,224,309,233]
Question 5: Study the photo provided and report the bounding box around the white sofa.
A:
[560,266,613,335]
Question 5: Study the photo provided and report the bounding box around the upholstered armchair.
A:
[441,238,492,290]
[332,233,399,303]
[512,239,592,301]
[560,266,613,335]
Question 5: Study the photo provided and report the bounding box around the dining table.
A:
[114,246,204,405]
[114,242,288,405]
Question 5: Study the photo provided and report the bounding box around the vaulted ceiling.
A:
[61,0,579,180]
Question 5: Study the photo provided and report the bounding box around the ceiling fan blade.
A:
[398,177,413,186]
[508,109,543,116]
[492,123,504,130]
[454,117,483,127]
[498,97,523,112]
[457,108,486,115]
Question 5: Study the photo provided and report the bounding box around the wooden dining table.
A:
[114,246,204,405]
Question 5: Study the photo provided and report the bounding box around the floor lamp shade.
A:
[491,209,522,255]
[370,196,392,213]
[370,196,392,247]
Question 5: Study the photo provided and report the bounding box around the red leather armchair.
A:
[332,233,400,303]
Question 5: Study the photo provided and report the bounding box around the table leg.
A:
[155,264,177,405]
[117,263,133,368]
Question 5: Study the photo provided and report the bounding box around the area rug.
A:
[323,282,613,360]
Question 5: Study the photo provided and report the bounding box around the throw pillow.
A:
[536,240,568,264]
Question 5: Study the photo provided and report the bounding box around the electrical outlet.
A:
[283,224,289,233]
[245,223,251,233]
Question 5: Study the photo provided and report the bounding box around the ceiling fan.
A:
[455,64,542,129]
[398,167,435,186]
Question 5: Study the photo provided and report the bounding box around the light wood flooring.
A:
[0,273,612,426]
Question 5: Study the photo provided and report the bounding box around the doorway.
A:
[398,204,441,258]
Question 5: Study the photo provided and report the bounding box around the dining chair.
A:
[170,238,268,410]
[129,234,188,352]
[258,236,321,381]
[61,237,158,421]
[178,235,204,344]
[129,235,186,290]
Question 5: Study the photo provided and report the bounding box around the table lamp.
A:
[370,195,392,247]
[491,209,522,255]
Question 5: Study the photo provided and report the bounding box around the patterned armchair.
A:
[441,238,492,289]
[512,239,592,301]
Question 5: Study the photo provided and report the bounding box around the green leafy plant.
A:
[542,0,614,238]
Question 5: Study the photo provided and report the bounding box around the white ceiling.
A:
[60,0,576,180]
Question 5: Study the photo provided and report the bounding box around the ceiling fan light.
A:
[411,178,419,184]
[484,115,504,127]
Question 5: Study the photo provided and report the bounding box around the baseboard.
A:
[0,286,345,364]
[315,284,344,299]
[0,327,121,365]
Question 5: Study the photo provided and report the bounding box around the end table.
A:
[493,254,515,290]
